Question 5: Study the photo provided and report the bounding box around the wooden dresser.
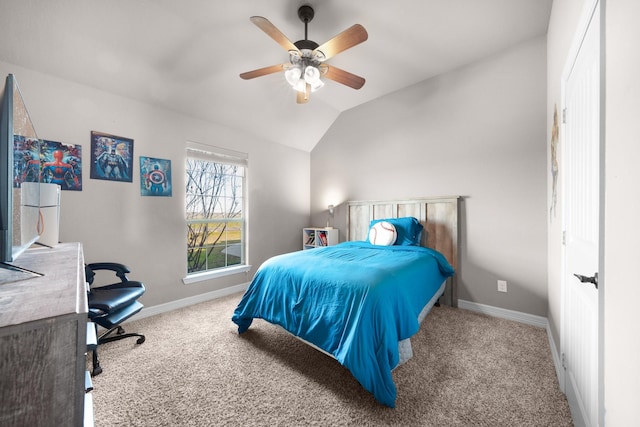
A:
[0,242,89,426]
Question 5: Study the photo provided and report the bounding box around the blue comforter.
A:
[231,241,454,407]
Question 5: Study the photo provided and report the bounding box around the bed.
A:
[232,197,460,407]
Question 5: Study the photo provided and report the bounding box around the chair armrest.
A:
[86,262,131,282]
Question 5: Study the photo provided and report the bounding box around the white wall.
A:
[311,37,548,316]
[604,0,640,423]
[0,61,310,307]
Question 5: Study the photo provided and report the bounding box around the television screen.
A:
[0,74,43,281]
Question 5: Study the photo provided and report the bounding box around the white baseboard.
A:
[457,299,548,328]
[547,323,565,392]
[134,283,249,321]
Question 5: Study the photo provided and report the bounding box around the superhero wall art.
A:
[40,139,82,190]
[90,131,134,183]
[13,136,41,187]
[13,136,83,191]
[139,156,172,197]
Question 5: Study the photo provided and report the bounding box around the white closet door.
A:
[561,3,601,427]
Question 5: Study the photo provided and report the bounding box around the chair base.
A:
[91,325,146,376]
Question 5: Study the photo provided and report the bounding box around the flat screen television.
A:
[0,74,43,281]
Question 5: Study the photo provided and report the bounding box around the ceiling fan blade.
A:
[313,24,368,61]
[250,16,298,53]
[240,64,287,80]
[296,84,311,104]
[323,65,365,90]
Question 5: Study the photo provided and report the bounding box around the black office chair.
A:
[86,262,146,376]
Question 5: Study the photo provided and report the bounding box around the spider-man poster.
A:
[13,137,82,191]
[40,140,82,190]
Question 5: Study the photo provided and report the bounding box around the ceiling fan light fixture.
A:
[309,77,324,92]
[293,79,306,93]
[285,66,302,86]
[286,63,323,93]
[304,65,320,84]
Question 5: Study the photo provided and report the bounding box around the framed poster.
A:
[40,139,82,190]
[140,156,172,197]
[12,136,40,186]
[90,131,134,182]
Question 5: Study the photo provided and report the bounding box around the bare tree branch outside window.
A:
[186,158,244,273]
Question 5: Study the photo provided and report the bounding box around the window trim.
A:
[184,142,248,282]
[185,141,248,167]
[182,264,252,284]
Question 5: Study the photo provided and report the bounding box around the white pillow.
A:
[368,221,397,246]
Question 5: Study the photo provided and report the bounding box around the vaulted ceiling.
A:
[0,0,553,152]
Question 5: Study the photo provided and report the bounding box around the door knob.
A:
[573,272,598,289]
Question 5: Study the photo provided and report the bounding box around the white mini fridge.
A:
[20,182,61,248]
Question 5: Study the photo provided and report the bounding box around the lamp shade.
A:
[310,78,324,92]
[285,66,302,86]
[304,65,320,84]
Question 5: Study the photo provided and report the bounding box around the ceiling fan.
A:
[239,5,368,104]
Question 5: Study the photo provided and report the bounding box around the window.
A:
[185,143,248,281]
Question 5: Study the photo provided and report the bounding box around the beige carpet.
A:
[89,293,573,426]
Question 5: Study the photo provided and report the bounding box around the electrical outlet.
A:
[497,280,508,293]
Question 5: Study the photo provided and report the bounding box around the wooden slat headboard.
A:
[346,196,460,307]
